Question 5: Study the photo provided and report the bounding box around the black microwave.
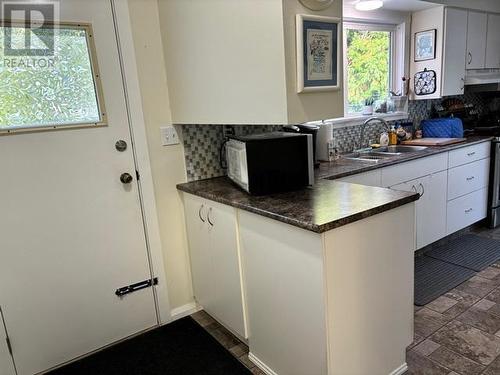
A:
[226,132,314,195]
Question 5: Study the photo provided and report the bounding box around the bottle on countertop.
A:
[379,132,389,147]
[389,125,398,145]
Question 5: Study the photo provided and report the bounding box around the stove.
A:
[465,111,500,137]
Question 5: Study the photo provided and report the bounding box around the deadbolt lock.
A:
[115,140,127,152]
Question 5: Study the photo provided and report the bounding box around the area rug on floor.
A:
[414,255,476,306]
[48,317,251,375]
[426,234,500,272]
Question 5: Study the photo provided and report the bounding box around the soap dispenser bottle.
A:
[389,125,397,145]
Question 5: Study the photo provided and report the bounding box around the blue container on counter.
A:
[421,118,464,138]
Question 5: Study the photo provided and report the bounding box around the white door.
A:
[0,1,158,374]
[416,172,447,249]
[0,307,16,375]
[184,194,214,312]
[209,202,247,338]
[486,14,500,69]
[442,7,467,96]
[466,11,487,69]
[391,172,447,250]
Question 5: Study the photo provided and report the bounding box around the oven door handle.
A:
[491,142,500,207]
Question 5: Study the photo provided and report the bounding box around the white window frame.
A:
[343,21,406,116]
[0,21,107,134]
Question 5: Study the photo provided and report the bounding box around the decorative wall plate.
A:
[299,0,334,11]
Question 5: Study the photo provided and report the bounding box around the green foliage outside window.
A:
[347,29,391,113]
[0,27,101,129]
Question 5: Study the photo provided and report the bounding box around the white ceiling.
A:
[345,0,438,12]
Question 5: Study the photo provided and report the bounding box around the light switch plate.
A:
[160,125,180,146]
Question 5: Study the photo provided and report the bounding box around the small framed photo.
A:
[296,14,340,93]
[414,29,436,62]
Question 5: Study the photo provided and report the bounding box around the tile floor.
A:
[192,225,500,375]
[191,310,264,374]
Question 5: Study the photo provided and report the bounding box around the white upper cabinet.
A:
[486,14,500,69]
[158,0,343,125]
[442,7,468,97]
[411,7,500,99]
[466,11,488,69]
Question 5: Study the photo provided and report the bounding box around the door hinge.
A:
[115,277,158,297]
[5,335,12,355]
[136,170,140,181]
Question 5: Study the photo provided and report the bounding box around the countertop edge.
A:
[177,182,420,234]
[319,137,493,180]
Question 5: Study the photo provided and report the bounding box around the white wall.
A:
[409,6,445,100]
[127,0,194,313]
[282,0,344,123]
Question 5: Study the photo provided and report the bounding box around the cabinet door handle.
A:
[207,207,214,226]
[418,183,425,198]
[466,176,475,181]
[467,151,476,157]
[465,208,473,214]
[460,77,465,90]
[468,52,472,65]
[411,185,418,194]
[198,204,206,223]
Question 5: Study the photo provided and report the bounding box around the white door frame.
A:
[110,0,171,324]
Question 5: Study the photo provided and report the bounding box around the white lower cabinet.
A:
[447,188,489,235]
[0,307,15,375]
[391,171,448,249]
[337,170,382,187]
[447,158,490,201]
[183,193,247,339]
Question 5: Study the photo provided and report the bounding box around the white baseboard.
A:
[248,353,278,375]
[389,363,408,375]
[248,353,407,375]
[170,302,201,321]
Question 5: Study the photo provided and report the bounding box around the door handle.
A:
[198,205,206,223]
[468,52,472,65]
[120,173,133,184]
[207,207,214,226]
[418,183,425,197]
[460,77,465,90]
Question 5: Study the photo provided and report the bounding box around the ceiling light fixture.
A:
[355,0,384,11]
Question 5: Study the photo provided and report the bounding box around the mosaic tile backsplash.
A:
[180,92,490,181]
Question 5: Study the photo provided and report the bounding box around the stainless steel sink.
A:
[374,145,428,154]
[341,151,395,163]
[341,145,428,163]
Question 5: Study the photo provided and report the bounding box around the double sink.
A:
[342,145,428,163]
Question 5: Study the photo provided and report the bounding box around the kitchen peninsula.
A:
[177,177,419,375]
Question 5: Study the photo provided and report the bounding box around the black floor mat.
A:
[426,234,500,272]
[415,256,476,306]
[48,317,250,375]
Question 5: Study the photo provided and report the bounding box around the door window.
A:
[0,23,105,131]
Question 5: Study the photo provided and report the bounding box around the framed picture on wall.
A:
[414,29,436,62]
[296,14,340,93]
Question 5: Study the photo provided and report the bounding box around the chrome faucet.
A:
[356,117,390,151]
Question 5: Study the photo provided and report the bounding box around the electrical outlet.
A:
[160,125,180,146]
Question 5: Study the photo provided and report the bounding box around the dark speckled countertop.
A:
[317,136,493,180]
[177,177,419,233]
[177,136,492,233]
